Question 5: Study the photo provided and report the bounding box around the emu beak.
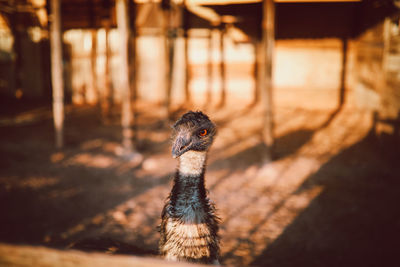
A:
[172,134,191,158]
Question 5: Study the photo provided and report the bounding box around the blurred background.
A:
[0,0,399,266]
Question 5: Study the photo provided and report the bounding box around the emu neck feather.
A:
[179,151,207,176]
[171,151,208,223]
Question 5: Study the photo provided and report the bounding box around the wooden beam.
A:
[183,5,191,105]
[253,40,261,106]
[129,0,138,145]
[339,37,347,107]
[184,32,191,105]
[91,29,98,104]
[116,0,134,153]
[50,0,64,148]
[276,0,361,2]
[261,0,275,152]
[163,0,175,117]
[218,25,226,107]
[101,20,113,123]
[206,29,213,105]
[9,12,23,98]
[0,243,209,267]
[187,0,361,4]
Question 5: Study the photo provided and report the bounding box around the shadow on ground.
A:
[1,101,399,266]
[251,131,400,267]
[0,105,172,256]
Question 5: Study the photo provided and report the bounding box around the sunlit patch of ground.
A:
[0,97,399,266]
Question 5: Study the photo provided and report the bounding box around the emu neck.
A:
[178,151,207,177]
[171,151,208,220]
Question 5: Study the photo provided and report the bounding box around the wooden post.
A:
[261,0,275,153]
[183,2,191,105]
[206,29,213,105]
[100,0,113,122]
[162,0,175,117]
[218,25,226,107]
[252,40,261,106]
[116,0,133,153]
[101,20,113,122]
[339,37,348,107]
[183,26,191,105]
[91,29,98,104]
[50,0,64,148]
[89,0,98,105]
[9,13,22,98]
[129,0,138,145]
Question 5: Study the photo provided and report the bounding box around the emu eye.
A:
[199,129,208,137]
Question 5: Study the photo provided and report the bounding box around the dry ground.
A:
[0,96,399,266]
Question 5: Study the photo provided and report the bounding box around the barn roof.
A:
[0,0,397,39]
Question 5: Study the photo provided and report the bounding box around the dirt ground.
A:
[0,96,399,266]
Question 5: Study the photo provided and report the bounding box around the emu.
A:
[159,111,220,265]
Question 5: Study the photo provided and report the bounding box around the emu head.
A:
[172,111,217,158]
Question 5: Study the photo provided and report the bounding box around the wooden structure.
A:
[1,1,400,265]
[1,0,399,153]
[116,0,135,154]
[0,243,207,267]
[48,0,276,152]
[50,0,64,148]
[261,0,275,151]
[356,12,400,152]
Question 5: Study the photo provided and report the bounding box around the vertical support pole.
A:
[252,40,260,106]
[206,28,213,105]
[89,0,98,105]
[100,0,113,122]
[102,20,113,121]
[162,0,175,117]
[183,2,191,105]
[129,0,138,146]
[261,0,275,154]
[184,33,190,105]
[166,32,174,118]
[9,13,22,98]
[50,0,64,148]
[183,25,191,105]
[116,0,133,153]
[377,18,391,129]
[91,29,98,104]
[218,24,226,107]
[339,37,347,108]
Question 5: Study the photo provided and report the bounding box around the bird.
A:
[159,111,220,265]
